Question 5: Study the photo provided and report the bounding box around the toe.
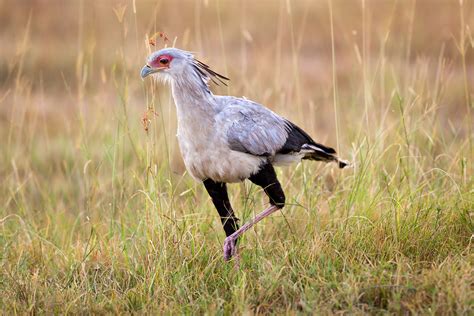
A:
[223,237,235,261]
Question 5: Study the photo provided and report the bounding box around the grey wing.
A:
[219,98,290,156]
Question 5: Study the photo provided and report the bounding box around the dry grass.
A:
[0,0,473,314]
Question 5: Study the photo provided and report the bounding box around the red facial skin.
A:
[149,54,174,68]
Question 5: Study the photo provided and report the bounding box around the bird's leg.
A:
[223,163,286,261]
[203,179,240,243]
[223,205,279,260]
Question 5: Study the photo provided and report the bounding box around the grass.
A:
[0,0,473,314]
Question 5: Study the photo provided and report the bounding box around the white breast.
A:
[177,123,264,183]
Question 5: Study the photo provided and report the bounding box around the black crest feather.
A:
[193,58,230,87]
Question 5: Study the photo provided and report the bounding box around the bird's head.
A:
[140,48,192,80]
[141,47,229,89]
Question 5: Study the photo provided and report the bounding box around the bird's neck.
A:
[171,72,216,121]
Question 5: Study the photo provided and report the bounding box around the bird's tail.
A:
[301,143,350,169]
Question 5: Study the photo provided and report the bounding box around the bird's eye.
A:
[159,58,169,65]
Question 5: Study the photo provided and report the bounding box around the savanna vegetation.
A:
[0,0,473,314]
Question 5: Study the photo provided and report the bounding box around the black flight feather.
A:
[278,121,347,168]
[278,121,336,155]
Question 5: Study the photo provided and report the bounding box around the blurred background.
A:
[0,1,473,313]
[1,0,473,222]
[1,0,472,172]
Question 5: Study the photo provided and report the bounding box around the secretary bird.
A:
[141,48,348,261]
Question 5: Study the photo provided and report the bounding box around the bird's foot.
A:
[223,236,237,261]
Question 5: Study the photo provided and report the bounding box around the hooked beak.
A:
[140,64,160,78]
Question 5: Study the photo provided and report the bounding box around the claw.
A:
[223,236,237,261]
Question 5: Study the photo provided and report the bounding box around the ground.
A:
[0,0,473,314]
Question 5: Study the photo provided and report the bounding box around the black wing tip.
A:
[325,146,337,154]
[284,120,337,153]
